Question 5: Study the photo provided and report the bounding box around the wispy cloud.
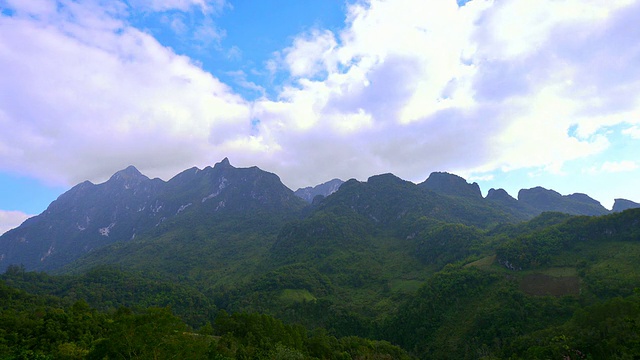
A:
[226,70,265,96]
[623,125,640,139]
[586,160,639,174]
[602,161,639,173]
[127,0,227,14]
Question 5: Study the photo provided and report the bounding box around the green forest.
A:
[3,207,640,359]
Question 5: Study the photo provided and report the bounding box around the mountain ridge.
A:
[294,178,344,203]
[0,158,306,272]
[1,159,638,273]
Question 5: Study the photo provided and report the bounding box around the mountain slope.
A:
[0,167,165,271]
[294,178,344,203]
[613,198,640,212]
[517,187,609,216]
[420,173,611,219]
[485,188,539,218]
[417,173,529,223]
[419,171,483,200]
[0,158,306,272]
[2,160,635,275]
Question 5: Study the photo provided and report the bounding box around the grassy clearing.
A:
[540,267,578,277]
[464,255,496,270]
[280,289,317,303]
[519,274,580,297]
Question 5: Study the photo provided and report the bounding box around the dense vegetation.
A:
[0,280,409,359]
[2,165,640,358]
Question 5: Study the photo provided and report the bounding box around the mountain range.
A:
[1,158,637,273]
[0,158,306,271]
[2,158,640,359]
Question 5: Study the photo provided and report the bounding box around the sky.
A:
[1,0,640,235]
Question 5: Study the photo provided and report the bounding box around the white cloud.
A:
[283,29,337,78]
[623,125,640,139]
[0,210,32,236]
[583,160,639,176]
[602,160,639,173]
[467,174,494,182]
[132,0,228,49]
[226,70,265,95]
[162,14,188,34]
[2,0,59,18]
[473,0,633,59]
[249,0,640,188]
[588,160,639,174]
[127,0,226,14]
[192,18,226,48]
[0,1,251,184]
[1,0,640,195]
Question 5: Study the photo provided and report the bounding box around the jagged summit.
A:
[486,188,516,202]
[2,158,637,273]
[0,157,308,272]
[612,198,640,212]
[419,172,482,199]
[107,165,150,190]
[518,187,608,216]
[485,187,539,218]
[566,193,604,208]
[109,165,143,180]
[214,157,233,169]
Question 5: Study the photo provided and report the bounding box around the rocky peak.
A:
[518,187,608,216]
[518,187,561,203]
[214,157,234,169]
[367,173,408,186]
[107,165,149,189]
[110,165,142,179]
[566,193,604,207]
[612,198,640,213]
[420,172,482,199]
[486,188,516,202]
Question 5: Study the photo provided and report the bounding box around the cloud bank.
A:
[1,0,639,199]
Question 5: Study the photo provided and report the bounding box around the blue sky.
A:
[1,0,640,234]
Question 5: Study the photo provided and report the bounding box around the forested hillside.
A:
[1,162,640,359]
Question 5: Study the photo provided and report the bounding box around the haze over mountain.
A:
[1,159,637,273]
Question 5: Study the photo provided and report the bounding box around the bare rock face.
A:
[295,179,344,203]
[612,198,640,213]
